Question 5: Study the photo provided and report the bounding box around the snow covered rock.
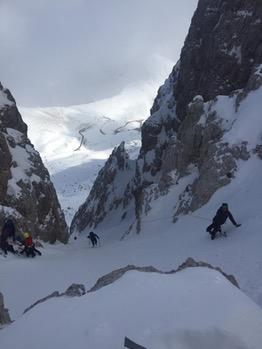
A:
[71,141,136,232]
[0,83,68,243]
[23,284,86,314]
[89,258,239,292]
[1,266,262,349]
[71,0,262,234]
[0,292,11,326]
[64,283,86,297]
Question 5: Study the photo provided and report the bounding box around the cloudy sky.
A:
[0,0,197,107]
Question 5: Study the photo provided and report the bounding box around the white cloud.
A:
[0,0,197,107]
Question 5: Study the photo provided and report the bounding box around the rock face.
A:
[0,292,11,325]
[174,0,262,121]
[71,0,262,235]
[71,142,135,233]
[0,83,68,243]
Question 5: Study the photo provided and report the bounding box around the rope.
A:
[83,212,212,241]
[120,213,212,240]
[187,214,212,222]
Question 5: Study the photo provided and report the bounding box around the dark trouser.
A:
[206,222,221,238]
[25,246,35,257]
[91,237,97,247]
[21,246,42,257]
[0,241,16,255]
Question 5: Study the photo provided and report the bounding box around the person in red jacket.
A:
[21,232,42,257]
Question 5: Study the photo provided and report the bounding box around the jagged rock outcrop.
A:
[23,258,238,314]
[71,0,262,234]
[89,258,239,292]
[64,283,86,297]
[0,292,11,326]
[24,283,86,314]
[0,83,68,243]
[71,141,136,232]
[174,0,262,121]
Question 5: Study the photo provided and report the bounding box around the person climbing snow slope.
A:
[206,203,241,240]
[20,232,42,257]
[87,231,100,247]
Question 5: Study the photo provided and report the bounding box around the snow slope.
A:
[1,154,262,317]
[0,153,262,348]
[1,268,262,349]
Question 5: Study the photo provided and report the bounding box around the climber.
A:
[0,218,17,255]
[87,231,100,247]
[20,232,42,257]
[206,203,241,240]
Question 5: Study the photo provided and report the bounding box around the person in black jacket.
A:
[206,203,241,240]
[87,231,100,247]
[0,218,17,255]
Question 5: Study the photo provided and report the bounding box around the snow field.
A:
[1,268,262,349]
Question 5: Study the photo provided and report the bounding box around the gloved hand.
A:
[235,223,241,227]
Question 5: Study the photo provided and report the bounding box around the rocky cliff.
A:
[0,83,68,243]
[71,0,262,235]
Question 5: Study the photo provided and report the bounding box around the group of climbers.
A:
[0,218,42,257]
[86,204,240,244]
[0,204,241,257]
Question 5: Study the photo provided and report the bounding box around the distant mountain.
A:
[20,82,162,223]
[0,83,68,243]
[71,0,262,235]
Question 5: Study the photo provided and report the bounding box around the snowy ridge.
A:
[1,267,262,349]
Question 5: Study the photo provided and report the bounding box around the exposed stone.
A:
[64,284,86,297]
[89,265,160,292]
[70,141,135,232]
[176,258,239,288]
[0,292,11,325]
[24,284,86,314]
[254,144,262,159]
[89,258,239,292]
[174,0,262,121]
[23,291,60,314]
